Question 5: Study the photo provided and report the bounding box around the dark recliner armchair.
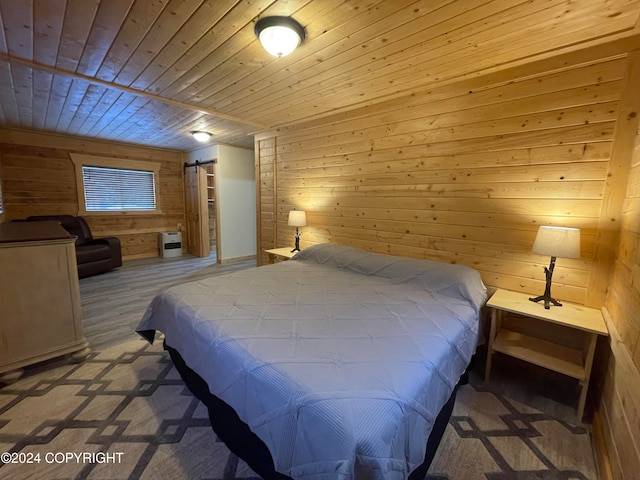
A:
[21,215,122,278]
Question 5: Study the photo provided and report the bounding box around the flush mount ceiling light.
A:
[255,16,305,57]
[191,131,212,142]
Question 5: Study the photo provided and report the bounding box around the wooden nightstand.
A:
[484,289,608,422]
[265,247,299,263]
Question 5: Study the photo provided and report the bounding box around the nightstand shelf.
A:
[493,330,584,380]
[485,288,608,422]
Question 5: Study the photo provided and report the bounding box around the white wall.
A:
[185,144,218,163]
[216,144,256,261]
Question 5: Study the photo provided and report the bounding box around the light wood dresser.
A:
[0,222,90,383]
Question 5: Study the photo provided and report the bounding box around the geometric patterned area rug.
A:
[0,337,598,480]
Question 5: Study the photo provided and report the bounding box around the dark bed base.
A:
[165,343,465,479]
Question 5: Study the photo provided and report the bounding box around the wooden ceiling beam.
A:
[0,52,269,131]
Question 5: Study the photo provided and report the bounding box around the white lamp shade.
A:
[288,210,306,227]
[532,226,580,259]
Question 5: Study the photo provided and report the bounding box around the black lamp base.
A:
[291,228,301,253]
[528,294,562,310]
[529,255,562,310]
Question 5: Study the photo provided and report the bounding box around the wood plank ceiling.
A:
[0,0,638,151]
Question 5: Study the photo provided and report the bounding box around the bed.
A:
[136,244,487,479]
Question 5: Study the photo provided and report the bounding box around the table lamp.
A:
[529,226,580,309]
[288,210,306,252]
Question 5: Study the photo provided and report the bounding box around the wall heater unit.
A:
[159,232,182,258]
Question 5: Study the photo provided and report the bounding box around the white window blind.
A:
[0,181,4,214]
[82,166,156,211]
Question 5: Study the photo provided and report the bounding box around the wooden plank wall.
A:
[599,114,640,479]
[0,129,185,259]
[256,136,276,265]
[257,55,627,306]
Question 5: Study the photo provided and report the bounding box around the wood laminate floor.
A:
[79,253,255,349]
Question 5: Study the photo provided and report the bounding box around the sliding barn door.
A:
[184,165,209,257]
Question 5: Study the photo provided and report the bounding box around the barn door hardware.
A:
[183,159,216,171]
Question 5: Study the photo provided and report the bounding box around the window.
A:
[0,179,3,215]
[82,166,156,211]
[70,154,162,215]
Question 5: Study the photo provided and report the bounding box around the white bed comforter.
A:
[137,244,486,480]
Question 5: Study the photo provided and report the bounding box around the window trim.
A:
[70,154,163,216]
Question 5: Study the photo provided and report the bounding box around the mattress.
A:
[137,244,487,479]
